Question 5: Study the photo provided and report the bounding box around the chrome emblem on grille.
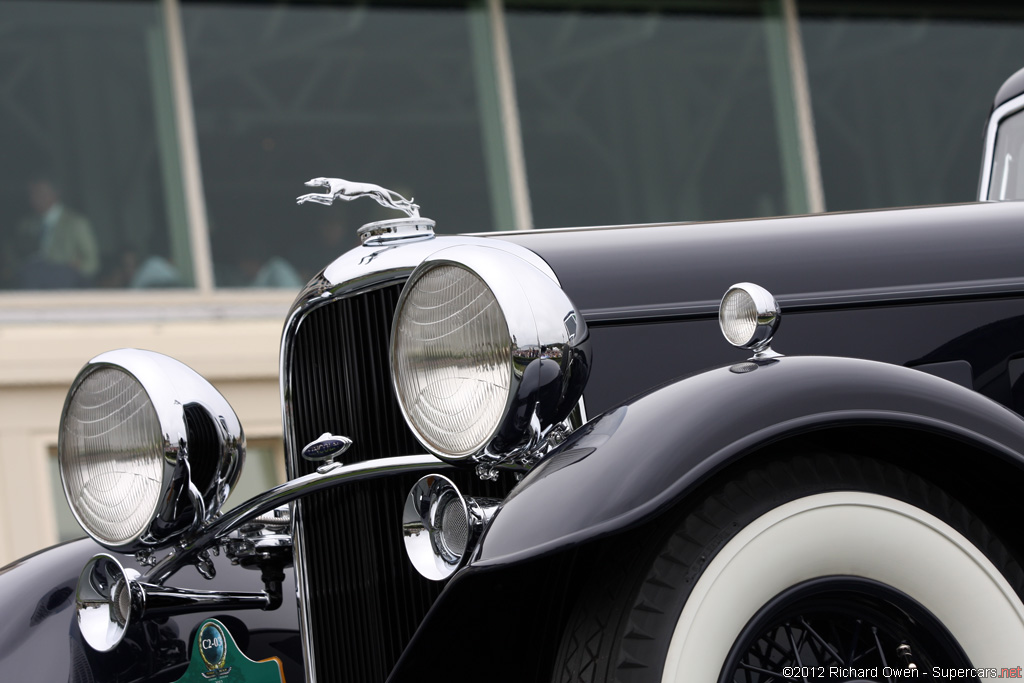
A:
[301,432,353,472]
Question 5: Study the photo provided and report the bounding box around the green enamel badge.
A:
[174,618,285,683]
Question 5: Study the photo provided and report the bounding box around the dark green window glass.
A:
[182,1,496,287]
[800,4,1024,211]
[0,0,192,291]
[506,1,796,228]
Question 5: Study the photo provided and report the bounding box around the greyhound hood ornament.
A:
[297,176,434,245]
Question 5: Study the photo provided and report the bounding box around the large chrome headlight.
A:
[59,349,244,552]
[390,246,590,461]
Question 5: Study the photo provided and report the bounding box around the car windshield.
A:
[988,107,1024,200]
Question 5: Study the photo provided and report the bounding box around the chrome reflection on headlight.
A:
[59,349,244,552]
[390,246,591,462]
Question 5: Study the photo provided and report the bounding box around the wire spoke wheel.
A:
[722,577,974,682]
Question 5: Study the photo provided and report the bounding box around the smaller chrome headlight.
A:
[719,282,781,356]
[403,474,499,580]
[59,349,244,552]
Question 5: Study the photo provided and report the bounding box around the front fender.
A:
[473,355,1024,567]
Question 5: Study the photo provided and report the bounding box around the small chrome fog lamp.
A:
[403,474,499,581]
[76,554,142,652]
[719,282,781,358]
[59,349,244,552]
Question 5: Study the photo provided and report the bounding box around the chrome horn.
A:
[403,474,500,581]
[76,555,141,652]
[77,554,277,652]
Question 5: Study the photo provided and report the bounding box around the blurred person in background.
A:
[4,174,99,289]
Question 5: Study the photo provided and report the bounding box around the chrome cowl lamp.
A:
[719,282,782,359]
[59,349,245,552]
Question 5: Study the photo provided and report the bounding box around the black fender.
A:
[391,355,1024,682]
[473,355,1024,568]
[0,537,302,682]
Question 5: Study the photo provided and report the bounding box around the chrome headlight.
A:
[390,246,590,461]
[59,349,244,552]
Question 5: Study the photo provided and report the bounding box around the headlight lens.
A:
[720,287,760,347]
[60,366,165,547]
[392,263,512,457]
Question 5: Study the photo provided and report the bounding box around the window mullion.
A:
[162,0,215,292]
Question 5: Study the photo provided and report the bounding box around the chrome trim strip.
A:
[583,276,1024,325]
[144,454,448,585]
[277,234,563,683]
[979,92,1024,201]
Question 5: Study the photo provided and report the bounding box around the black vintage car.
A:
[6,67,1024,683]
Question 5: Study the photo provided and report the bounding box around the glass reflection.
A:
[182,1,494,288]
[0,0,192,290]
[800,4,1024,211]
[506,1,791,228]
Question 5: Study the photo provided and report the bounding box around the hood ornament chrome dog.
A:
[297,176,434,246]
[297,177,420,218]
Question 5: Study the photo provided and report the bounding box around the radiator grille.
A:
[287,283,507,682]
[290,284,420,466]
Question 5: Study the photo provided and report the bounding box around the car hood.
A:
[492,201,1024,323]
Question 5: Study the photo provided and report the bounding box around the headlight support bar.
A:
[144,454,450,584]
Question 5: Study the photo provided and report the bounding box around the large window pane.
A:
[0,0,193,291]
[507,1,795,228]
[800,4,1024,211]
[182,1,497,288]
